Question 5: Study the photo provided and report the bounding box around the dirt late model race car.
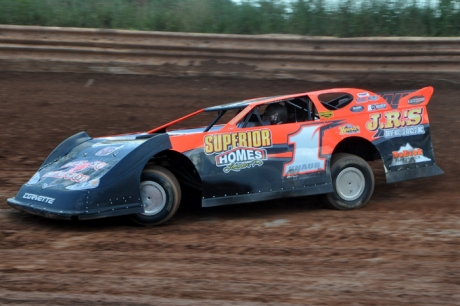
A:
[8,86,443,225]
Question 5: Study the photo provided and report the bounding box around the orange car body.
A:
[149,86,443,207]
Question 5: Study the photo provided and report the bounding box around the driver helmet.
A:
[263,103,288,125]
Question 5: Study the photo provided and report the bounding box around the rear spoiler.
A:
[377,86,433,109]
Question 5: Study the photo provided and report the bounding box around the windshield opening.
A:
[151,107,244,134]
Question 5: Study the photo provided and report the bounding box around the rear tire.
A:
[321,153,374,210]
[131,166,181,226]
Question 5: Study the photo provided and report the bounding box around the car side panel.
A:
[170,122,336,206]
[169,86,442,206]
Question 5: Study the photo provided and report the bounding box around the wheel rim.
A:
[140,181,166,215]
[335,167,365,201]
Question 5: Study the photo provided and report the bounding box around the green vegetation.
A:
[0,0,459,37]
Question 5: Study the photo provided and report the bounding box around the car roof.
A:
[203,88,370,112]
[204,94,296,112]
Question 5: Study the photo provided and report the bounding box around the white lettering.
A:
[23,193,55,204]
[384,126,425,138]
[236,150,247,160]
[228,152,236,163]
[215,148,267,168]
[218,154,228,164]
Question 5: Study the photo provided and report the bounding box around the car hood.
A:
[27,132,171,191]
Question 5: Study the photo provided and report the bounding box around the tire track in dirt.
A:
[1,202,459,305]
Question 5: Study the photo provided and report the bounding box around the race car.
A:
[7,86,443,225]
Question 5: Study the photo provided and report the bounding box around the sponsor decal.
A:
[283,125,326,177]
[95,145,123,156]
[91,140,144,147]
[205,130,271,154]
[368,95,379,101]
[286,162,322,176]
[65,178,101,190]
[358,92,370,97]
[339,124,360,135]
[204,129,272,173]
[350,105,364,113]
[368,103,387,111]
[23,193,55,204]
[42,182,58,189]
[43,160,108,183]
[319,111,334,119]
[383,126,425,138]
[366,107,425,138]
[356,97,368,103]
[216,147,267,173]
[391,143,431,166]
[408,96,425,105]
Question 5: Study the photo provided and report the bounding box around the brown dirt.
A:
[0,72,459,305]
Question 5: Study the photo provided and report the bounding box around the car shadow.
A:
[5,194,325,230]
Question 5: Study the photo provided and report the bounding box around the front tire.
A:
[131,166,181,226]
[321,153,374,210]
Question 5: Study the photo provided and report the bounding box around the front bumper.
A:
[7,197,144,220]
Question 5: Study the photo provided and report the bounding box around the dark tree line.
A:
[0,0,459,36]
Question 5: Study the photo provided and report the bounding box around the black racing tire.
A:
[321,153,374,210]
[130,166,181,226]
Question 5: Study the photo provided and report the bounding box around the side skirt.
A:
[202,183,332,207]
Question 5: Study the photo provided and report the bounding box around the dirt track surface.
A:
[0,72,459,305]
